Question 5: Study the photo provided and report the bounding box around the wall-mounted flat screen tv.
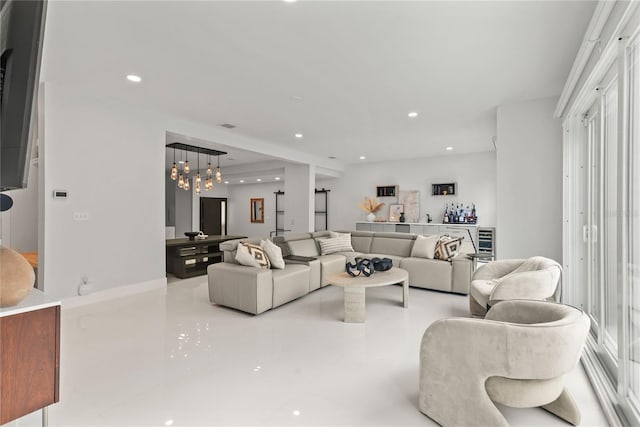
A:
[0,0,47,191]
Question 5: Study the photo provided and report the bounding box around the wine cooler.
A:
[477,227,496,259]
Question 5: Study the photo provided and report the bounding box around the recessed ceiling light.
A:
[239,180,245,183]
[126,74,142,83]
[408,111,418,118]
[446,146,454,151]
[283,0,297,3]
[290,95,304,102]
[256,178,262,182]
[359,156,366,160]
[295,133,303,138]
[275,177,281,180]
[224,181,229,184]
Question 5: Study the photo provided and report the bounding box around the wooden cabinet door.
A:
[0,306,60,424]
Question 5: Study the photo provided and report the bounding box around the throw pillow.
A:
[329,231,351,239]
[319,235,354,255]
[411,234,439,259]
[434,236,462,261]
[260,239,285,269]
[235,242,271,269]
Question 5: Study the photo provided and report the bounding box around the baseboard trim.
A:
[61,277,167,310]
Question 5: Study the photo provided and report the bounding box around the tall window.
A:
[565,26,640,425]
[628,34,640,419]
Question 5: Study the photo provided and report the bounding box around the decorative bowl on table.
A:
[184,231,200,241]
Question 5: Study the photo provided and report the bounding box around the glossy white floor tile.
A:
[12,277,608,426]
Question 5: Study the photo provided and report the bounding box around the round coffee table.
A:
[327,267,409,323]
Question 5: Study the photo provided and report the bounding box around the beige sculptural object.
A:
[0,246,35,307]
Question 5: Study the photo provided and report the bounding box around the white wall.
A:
[39,74,343,301]
[42,85,167,299]
[227,182,281,238]
[284,164,314,233]
[496,96,562,261]
[318,151,497,232]
[0,159,39,252]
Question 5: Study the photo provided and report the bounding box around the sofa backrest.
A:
[339,230,374,253]
[272,233,319,257]
[369,232,416,257]
[220,237,263,264]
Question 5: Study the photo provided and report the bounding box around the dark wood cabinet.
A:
[0,295,60,425]
[166,235,245,279]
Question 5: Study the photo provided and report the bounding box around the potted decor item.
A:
[358,197,385,222]
[0,246,35,307]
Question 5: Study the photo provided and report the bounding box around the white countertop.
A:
[0,288,61,317]
[355,221,478,226]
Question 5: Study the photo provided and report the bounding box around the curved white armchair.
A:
[419,300,589,427]
[469,256,562,317]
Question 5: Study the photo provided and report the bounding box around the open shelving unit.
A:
[274,191,286,236]
[314,189,330,231]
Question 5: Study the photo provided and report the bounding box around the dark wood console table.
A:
[166,235,245,279]
[0,289,61,426]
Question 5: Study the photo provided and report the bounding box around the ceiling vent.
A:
[220,123,236,129]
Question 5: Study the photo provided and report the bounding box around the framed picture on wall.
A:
[388,204,404,222]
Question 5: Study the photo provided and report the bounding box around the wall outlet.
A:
[78,275,95,296]
[73,212,89,221]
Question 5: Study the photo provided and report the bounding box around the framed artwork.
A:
[388,204,404,222]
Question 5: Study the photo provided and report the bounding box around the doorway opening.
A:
[200,197,227,236]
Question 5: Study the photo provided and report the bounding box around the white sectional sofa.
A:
[207,230,473,315]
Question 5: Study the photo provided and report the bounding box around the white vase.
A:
[367,213,376,222]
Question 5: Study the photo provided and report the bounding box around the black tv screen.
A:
[0,0,47,191]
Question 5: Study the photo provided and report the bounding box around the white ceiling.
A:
[42,0,596,165]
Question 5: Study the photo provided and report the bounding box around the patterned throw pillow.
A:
[434,236,462,261]
[235,242,271,269]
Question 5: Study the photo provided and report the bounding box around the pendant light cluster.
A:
[167,143,227,193]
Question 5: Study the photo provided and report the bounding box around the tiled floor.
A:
[13,276,608,426]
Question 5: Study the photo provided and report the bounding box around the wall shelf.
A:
[432,183,456,196]
[376,185,398,197]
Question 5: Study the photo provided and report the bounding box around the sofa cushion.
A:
[260,239,285,269]
[236,243,271,269]
[272,264,311,307]
[318,235,354,255]
[400,257,452,292]
[317,254,347,286]
[411,234,439,259]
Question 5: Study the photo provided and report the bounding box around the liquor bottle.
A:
[471,203,476,223]
[443,204,449,223]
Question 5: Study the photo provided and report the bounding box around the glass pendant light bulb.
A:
[184,160,190,174]
[207,162,212,176]
[178,173,184,188]
[196,172,201,184]
[184,177,190,191]
[171,163,178,180]
[216,167,222,183]
[195,180,201,194]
